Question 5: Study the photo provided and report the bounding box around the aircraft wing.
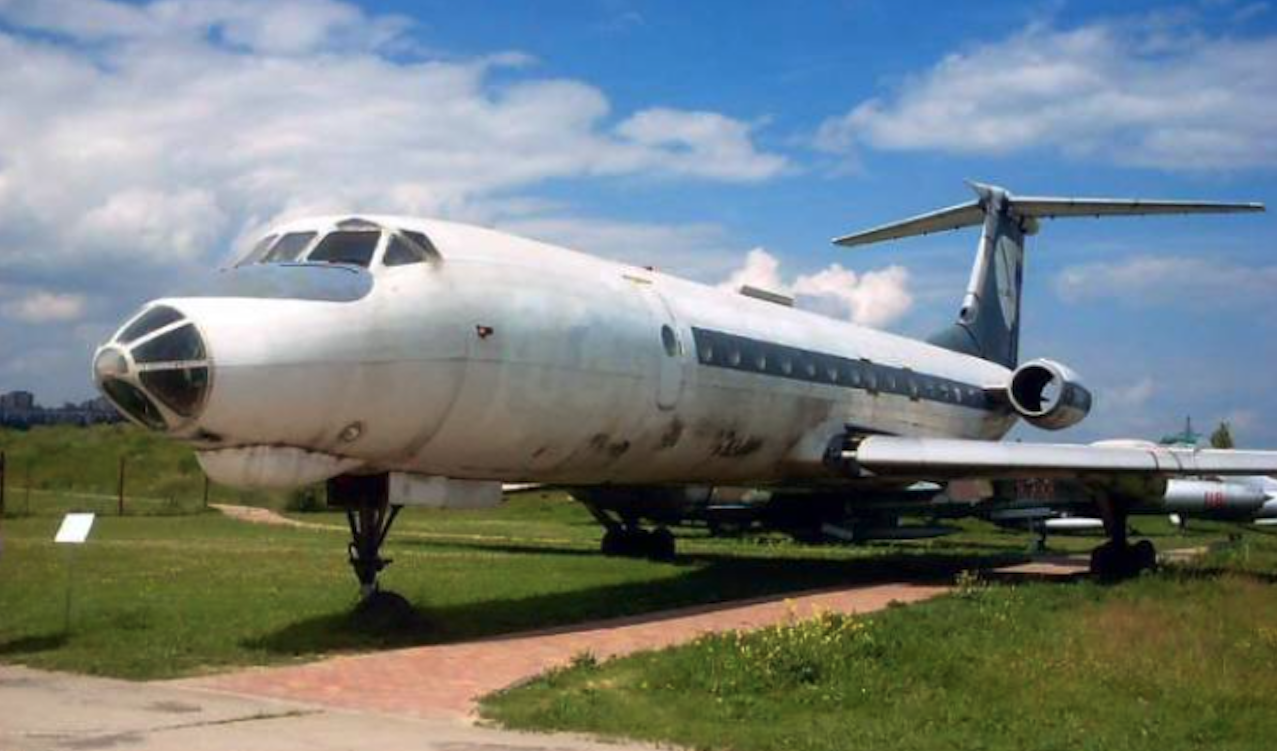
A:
[847,437,1277,480]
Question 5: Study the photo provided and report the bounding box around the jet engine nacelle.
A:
[1007,359,1092,431]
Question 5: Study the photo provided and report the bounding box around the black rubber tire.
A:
[1090,542,1119,581]
[1133,539,1158,572]
[649,527,676,562]
[601,528,625,556]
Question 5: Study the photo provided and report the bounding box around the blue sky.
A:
[0,0,1274,445]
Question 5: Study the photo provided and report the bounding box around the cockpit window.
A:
[118,306,183,344]
[383,234,425,266]
[403,231,438,256]
[238,234,278,267]
[307,231,380,267]
[263,231,317,263]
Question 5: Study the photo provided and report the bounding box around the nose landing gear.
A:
[328,474,416,622]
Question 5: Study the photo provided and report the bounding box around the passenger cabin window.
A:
[308,231,380,267]
[263,232,317,263]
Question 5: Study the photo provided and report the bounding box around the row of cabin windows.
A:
[690,327,986,408]
[239,229,437,269]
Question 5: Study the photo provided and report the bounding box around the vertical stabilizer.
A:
[927,182,1024,368]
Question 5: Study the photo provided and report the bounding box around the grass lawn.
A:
[481,527,1277,751]
[0,490,1080,679]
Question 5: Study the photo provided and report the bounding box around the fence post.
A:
[203,473,210,509]
[117,456,126,516]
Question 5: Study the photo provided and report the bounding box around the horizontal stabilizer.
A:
[833,181,1264,248]
[833,201,983,247]
[1011,196,1264,220]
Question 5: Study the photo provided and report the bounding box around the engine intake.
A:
[1007,359,1092,430]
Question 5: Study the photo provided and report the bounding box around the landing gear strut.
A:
[328,474,403,598]
[1090,496,1158,581]
[587,506,677,561]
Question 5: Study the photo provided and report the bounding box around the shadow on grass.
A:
[0,632,68,657]
[243,546,1033,659]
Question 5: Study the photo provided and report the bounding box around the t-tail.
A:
[833,182,1263,369]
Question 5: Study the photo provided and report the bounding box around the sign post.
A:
[55,513,95,634]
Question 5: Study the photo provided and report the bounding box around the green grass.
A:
[0,424,291,515]
[481,529,1277,751]
[0,490,1055,679]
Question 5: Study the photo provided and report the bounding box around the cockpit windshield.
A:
[239,220,438,270]
[262,231,317,263]
[308,231,380,267]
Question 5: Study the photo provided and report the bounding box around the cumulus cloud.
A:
[815,19,1277,170]
[2,289,86,323]
[1055,255,1277,308]
[0,0,789,398]
[0,0,786,277]
[719,248,913,328]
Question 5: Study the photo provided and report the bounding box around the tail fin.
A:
[834,182,1262,369]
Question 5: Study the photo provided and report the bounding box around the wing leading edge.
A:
[848,436,1277,480]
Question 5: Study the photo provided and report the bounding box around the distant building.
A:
[0,390,121,428]
[0,390,34,411]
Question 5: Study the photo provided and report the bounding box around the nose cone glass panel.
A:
[93,348,129,379]
[140,366,210,417]
[117,305,183,344]
[133,323,206,364]
[100,377,166,429]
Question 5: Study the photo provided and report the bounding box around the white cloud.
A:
[615,109,787,182]
[816,19,1277,170]
[0,0,790,400]
[718,248,914,328]
[1055,255,1277,308]
[2,289,86,322]
[502,216,742,281]
[0,0,786,279]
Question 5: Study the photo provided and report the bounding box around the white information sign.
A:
[55,513,96,544]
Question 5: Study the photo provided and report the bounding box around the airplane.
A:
[982,465,1277,549]
[91,181,1274,598]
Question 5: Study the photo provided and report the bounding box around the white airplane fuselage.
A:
[104,216,1016,488]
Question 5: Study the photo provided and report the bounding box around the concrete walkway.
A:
[0,665,655,751]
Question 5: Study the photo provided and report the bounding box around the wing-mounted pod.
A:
[1001,358,1092,430]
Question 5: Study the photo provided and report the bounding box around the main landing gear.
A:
[588,506,677,561]
[1090,496,1158,581]
[328,474,410,609]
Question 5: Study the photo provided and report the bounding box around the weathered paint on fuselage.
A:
[155,216,1018,485]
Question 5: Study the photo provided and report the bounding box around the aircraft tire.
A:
[601,529,626,556]
[1090,542,1121,582]
[1133,540,1157,572]
[649,527,676,562]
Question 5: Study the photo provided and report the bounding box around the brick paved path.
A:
[182,582,949,719]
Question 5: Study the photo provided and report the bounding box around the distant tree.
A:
[1211,421,1235,449]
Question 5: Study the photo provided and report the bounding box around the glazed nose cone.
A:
[93,304,211,430]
